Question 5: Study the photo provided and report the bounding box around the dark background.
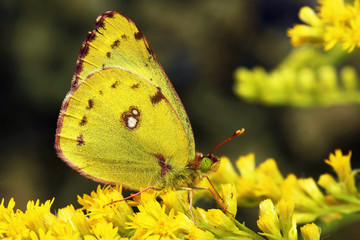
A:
[1,0,360,238]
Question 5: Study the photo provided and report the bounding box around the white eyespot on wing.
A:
[127,116,138,129]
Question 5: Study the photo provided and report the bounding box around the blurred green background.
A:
[1,0,360,238]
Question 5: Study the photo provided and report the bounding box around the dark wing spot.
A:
[111,39,120,49]
[134,32,143,40]
[95,28,104,35]
[106,52,111,58]
[111,81,119,88]
[79,116,88,126]
[131,83,140,89]
[121,34,128,40]
[150,90,164,104]
[145,63,148,67]
[95,11,114,29]
[146,45,154,55]
[99,90,103,95]
[102,64,106,69]
[86,99,94,110]
[77,134,85,146]
[156,154,172,177]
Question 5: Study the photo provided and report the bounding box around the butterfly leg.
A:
[192,185,234,217]
[205,176,222,201]
[177,187,205,231]
[104,186,159,207]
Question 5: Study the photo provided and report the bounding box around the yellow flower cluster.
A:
[0,185,254,239]
[288,0,360,52]
[0,149,358,239]
[204,149,360,225]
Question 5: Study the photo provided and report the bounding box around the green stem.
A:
[232,218,266,240]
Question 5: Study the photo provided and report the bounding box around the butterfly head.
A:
[190,129,245,178]
[199,153,220,173]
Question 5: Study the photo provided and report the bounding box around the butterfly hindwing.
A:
[56,68,193,189]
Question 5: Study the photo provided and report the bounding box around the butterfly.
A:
[55,11,243,221]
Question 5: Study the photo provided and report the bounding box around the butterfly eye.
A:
[200,157,212,172]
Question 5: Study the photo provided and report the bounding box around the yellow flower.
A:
[196,208,252,238]
[235,154,283,206]
[207,156,239,185]
[219,184,237,216]
[77,185,133,235]
[300,223,321,240]
[257,199,281,238]
[258,199,309,240]
[24,199,56,234]
[288,6,325,46]
[318,173,343,196]
[281,175,327,223]
[0,198,16,237]
[126,196,182,239]
[324,149,357,196]
[288,0,360,52]
[85,220,120,240]
[160,189,190,216]
[55,205,89,238]
[277,199,297,240]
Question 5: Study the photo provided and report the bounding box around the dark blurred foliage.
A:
[1,0,360,238]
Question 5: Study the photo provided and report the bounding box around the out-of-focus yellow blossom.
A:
[300,223,321,240]
[204,154,283,207]
[206,156,239,186]
[288,0,360,52]
[233,48,360,107]
[235,0,360,107]
[281,175,327,223]
[288,6,325,47]
[236,155,284,206]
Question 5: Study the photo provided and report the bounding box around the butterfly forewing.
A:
[72,12,195,159]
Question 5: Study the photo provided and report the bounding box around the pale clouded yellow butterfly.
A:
[55,11,243,220]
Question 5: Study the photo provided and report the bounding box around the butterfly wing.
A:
[72,11,194,159]
[56,12,197,189]
[56,68,195,189]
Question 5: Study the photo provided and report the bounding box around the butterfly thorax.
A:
[163,153,220,189]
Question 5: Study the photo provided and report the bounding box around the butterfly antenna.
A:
[209,128,245,156]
